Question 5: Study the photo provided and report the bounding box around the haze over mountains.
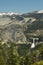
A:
[0,10,43,44]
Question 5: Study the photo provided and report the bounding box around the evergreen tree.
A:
[0,41,6,65]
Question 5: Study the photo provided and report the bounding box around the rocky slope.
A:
[0,10,43,44]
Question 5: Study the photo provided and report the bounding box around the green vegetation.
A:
[0,41,6,65]
[32,60,43,65]
[0,40,43,65]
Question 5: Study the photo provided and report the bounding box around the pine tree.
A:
[0,41,6,65]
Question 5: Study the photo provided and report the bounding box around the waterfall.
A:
[31,38,35,48]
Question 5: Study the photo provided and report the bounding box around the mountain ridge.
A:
[0,10,43,44]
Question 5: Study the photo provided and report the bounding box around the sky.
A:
[0,0,43,13]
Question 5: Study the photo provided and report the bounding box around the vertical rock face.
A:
[0,11,43,44]
[1,24,26,43]
[14,31,26,43]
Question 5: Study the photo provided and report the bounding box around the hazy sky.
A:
[0,0,43,13]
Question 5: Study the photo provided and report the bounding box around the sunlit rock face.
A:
[0,17,12,26]
[0,11,43,44]
[14,31,26,43]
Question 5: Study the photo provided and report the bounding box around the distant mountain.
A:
[0,11,43,44]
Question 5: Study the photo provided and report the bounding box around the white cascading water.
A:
[31,38,35,48]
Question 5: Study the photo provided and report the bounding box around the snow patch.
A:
[0,12,20,16]
[37,10,43,13]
